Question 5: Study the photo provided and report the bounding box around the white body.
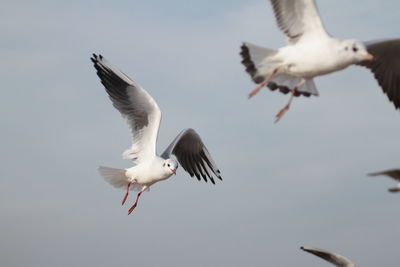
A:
[125,157,174,188]
[276,38,353,78]
[241,0,373,96]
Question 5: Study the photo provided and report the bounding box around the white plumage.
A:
[91,54,222,214]
[241,0,400,122]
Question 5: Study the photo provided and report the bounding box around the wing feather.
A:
[91,54,161,163]
[161,129,222,184]
[269,0,328,44]
[368,169,400,182]
[301,247,355,267]
[358,39,400,109]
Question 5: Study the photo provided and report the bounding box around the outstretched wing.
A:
[368,169,400,182]
[269,0,328,44]
[91,54,162,163]
[161,128,222,184]
[358,39,400,110]
[301,247,355,267]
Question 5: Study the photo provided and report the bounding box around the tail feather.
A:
[98,166,129,188]
[240,42,278,83]
[240,42,319,97]
[98,166,145,191]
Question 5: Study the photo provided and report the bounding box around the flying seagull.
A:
[368,169,400,192]
[91,54,222,214]
[301,246,355,267]
[240,0,400,122]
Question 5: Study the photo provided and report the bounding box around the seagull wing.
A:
[301,247,355,267]
[358,39,400,110]
[269,0,328,44]
[91,54,161,163]
[161,128,222,184]
[368,169,400,182]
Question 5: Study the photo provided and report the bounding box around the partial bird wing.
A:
[301,247,355,267]
[161,128,222,184]
[358,39,400,110]
[91,54,162,163]
[269,0,328,44]
[368,169,400,182]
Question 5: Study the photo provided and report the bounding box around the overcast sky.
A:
[1,0,400,266]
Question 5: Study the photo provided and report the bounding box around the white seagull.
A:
[301,246,355,267]
[240,0,400,122]
[368,169,400,192]
[91,54,222,215]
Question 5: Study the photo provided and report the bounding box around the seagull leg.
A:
[248,67,280,98]
[128,187,146,215]
[274,79,306,123]
[121,181,132,206]
[128,192,142,215]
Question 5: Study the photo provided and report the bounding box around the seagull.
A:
[368,169,400,192]
[91,54,222,215]
[240,0,400,122]
[301,246,355,267]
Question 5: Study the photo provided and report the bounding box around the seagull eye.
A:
[167,164,170,167]
[352,46,358,52]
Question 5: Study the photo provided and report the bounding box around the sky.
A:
[1,0,400,266]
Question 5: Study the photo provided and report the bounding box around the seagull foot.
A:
[128,203,137,215]
[274,105,290,123]
[127,191,143,215]
[274,85,300,123]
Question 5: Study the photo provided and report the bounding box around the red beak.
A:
[171,169,176,175]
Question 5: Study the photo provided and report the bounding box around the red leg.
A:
[248,67,280,98]
[274,79,306,123]
[121,182,132,206]
[128,191,143,215]
[274,89,296,123]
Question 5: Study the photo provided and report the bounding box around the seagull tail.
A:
[98,166,129,189]
[240,42,279,83]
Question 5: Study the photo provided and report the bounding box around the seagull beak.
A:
[171,169,176,175]
[364,53,374,61]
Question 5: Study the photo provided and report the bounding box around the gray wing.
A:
[368,169,400,182]
[161,128,222,184]
[301,247,355,267]
[269,0,328,43]
[91,54,162,163]
[358,39,400,110]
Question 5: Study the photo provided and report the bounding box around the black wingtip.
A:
[91,53,104,63]
[91,53,100,64]
[209,177,215,185]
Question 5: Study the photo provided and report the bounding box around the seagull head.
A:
[163,159,179,175]
[341,39,374,63]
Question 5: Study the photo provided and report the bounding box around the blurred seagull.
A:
[301,246,355,267]
[91,54,222,215]
[368,169,400,192]
[240,0,400,122]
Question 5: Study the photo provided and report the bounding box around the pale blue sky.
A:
[1,1,400,266]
